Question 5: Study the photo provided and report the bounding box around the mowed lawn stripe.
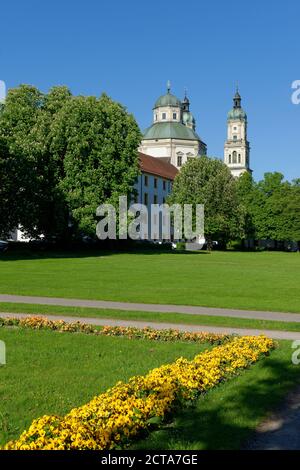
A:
[0,250,299,312]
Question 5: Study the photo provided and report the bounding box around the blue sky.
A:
[1,0,299,181]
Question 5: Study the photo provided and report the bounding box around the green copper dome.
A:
[227,107,247,121]
[154,92,181,109]
[143,122,200,141]
[182,111,195,125]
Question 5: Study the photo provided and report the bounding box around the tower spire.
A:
[233,86,241,109]
[182,87,190,112]
[167,80,171,94]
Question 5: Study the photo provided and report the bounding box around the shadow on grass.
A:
[132,347,300,450]
[0,247,211,262]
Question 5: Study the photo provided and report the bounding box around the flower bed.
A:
[3,335,275,450]
[0,315,230,344]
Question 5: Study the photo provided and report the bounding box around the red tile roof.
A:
[139,152,178,181]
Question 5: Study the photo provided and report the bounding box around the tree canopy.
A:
[237,171,300,246]
[169,157,244,248]
[0,85,141,240]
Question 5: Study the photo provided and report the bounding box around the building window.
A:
[163,180,166,190]
[177,155,182,167]
[144,193,148,205]
[233,135,237,141]
[238,154,241,163]
[173,113,177,120]
[155,114,158,121]
[232,151,237,164]
[233,126,237,130]
[162,113,166,120]
[144,175,148,186]
[163,197,165,203]
[154,194,158,204]
[229,154,232,164]
[154,177,157,188]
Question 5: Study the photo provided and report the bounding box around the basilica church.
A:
[130,84,253,241]
[139,83,251,178]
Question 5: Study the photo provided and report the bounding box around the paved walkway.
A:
[244,385,300,450]
[0,294,299,323]
[1,311,300,340]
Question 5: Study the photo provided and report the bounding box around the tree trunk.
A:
[206,237,213,251]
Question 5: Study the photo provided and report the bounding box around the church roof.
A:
[143,121,201,141]
[139,152,178,180]
[227,107,247,121]
[154,92,181,108]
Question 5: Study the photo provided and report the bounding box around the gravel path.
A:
[1,311,300,340]
[244,385,300,450]
[0,294,299,323]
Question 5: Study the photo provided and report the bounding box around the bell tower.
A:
[224,89,251,177]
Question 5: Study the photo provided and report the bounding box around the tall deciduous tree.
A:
[0,85,141,240]
[236,172,257,240]
[237,172,300,247]
[169,157,244,249]
[0,85,43,237]
[50,93,141,236]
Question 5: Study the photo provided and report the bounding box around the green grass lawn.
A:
[0,250,300,312]
[132,340,300,450]
[1,302,300,332]
[0,327,208,446]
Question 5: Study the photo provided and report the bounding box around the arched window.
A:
[229,154,232,164]
[238,154,241,164]
[232,151,237,164]
[177,152,183,167]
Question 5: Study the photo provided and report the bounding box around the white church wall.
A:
[134,172,173,240]
[140,139,200,169]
